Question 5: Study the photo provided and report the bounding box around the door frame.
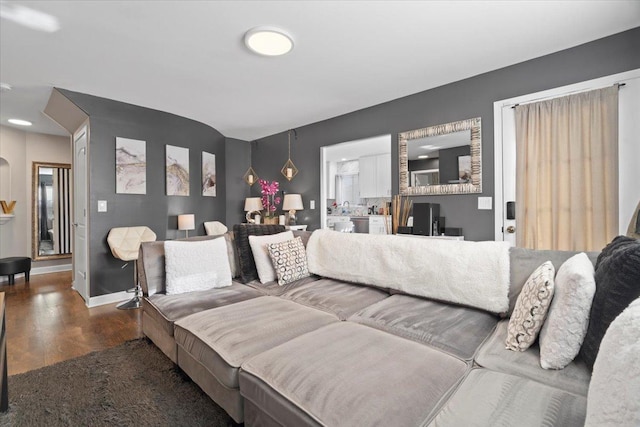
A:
[72,120,90,303]
[493,68,640,243]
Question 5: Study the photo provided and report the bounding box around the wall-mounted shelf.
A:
[0,215,15,225]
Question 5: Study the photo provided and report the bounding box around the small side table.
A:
[0,257,31,285]
[285,225,308,231]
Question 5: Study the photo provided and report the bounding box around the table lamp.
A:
[244,197,263,223]
[282,194,303,225]
[178,214,195,238]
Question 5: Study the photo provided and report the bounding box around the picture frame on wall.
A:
[115,137,146,194]
[457,155,471,183]
[166,145,190,196]
[202,151,216,197]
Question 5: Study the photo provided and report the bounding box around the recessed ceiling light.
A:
[418,155,429,159]
[244,26,294,56]
[0,82,12,92]
[8,118,32,126]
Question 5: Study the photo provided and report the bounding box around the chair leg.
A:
[117,262,141,310]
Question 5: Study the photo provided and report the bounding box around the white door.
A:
[73,125,88,302]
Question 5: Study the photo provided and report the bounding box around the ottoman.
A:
[0,257,31,285]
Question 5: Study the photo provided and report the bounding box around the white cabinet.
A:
[377,153,391,197]
[359,153,391,198]
[369,216,389,234]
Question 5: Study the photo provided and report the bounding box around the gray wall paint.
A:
[59,90,227,297]
[251,27,640,240]
[225,137,250,226]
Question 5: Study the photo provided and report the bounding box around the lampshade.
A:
[244,197,263,212]
[178,214,195,231]
[282,194,303,211]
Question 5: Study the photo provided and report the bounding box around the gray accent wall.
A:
[59,90,227,297]
[251,27,640,240]
[225,137,251,226]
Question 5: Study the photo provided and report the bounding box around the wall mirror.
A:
[399,117,481,195]
[32,162,72,260]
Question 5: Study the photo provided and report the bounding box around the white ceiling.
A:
[1,1,639,140]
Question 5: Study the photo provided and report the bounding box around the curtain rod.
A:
[511,82,626,109]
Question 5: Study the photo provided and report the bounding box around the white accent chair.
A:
[204,221,228,236]
[107,226,157,309]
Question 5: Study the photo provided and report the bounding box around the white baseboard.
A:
[86,291,131,308]
[0,263,72,284]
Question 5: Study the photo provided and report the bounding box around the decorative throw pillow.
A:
[538,253,596,369]
[267,237,310,286]
[248,231,294,284]
[585,297,640,426]
[164,238,232,295]
[580,236,640,369]
[505,261,555,351]
[233,224,286,283]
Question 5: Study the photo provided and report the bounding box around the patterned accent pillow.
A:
[267,237,310,286]
[506,261,555,351]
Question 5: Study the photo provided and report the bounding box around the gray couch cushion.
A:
[508,247,598,314]
[241,322,467,427]
[429,368,587,427]
[174,296,338,389]
[349,294,498,360]
[475,320,591,396]
[143,281,263,336]
[280,278,389,320]
[245,275,322,297]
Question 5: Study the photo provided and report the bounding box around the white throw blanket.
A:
[306,229,511,314]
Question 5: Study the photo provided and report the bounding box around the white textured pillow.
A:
[585,297,640,426]
[506,261,555,351]
[539,253,595,369]
[248,231,294,284]
[165,238,232,295]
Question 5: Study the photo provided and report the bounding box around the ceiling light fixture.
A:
[281,129,299,181]
[0,2,60,33]
[0,83,12,92]
[244,26,294,56]
[8,118,32,126]
[418,155,429,159]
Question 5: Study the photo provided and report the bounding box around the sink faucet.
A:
[343,201,350,207]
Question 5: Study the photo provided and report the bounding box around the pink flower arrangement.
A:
[259,179,281,217]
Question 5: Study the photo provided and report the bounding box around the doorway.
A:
[494,69,640,246]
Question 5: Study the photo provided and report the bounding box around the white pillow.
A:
[539,252,595,369]
[164,238,232,295]
[248,231,294,284]
[585,297,640,426]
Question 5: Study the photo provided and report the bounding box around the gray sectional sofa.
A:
[136,225,636,426]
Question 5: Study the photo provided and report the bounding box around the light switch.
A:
[478,197,492,210]
[98,200,107,212]
[310,200,316,209]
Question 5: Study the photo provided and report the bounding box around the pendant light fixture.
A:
[281,129,298,181]
[243,165,259,186]
[243,141,259,186]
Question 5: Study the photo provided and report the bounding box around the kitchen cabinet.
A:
[359,153,391,198]
[369,216,389,234]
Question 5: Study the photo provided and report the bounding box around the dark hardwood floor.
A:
[1,271,142,375]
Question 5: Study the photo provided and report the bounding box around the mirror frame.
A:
[32,161,73,261]
[399,117,482,196]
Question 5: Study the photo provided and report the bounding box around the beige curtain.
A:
[515,86,618,251]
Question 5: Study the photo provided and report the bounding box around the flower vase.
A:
[263,216,279,225]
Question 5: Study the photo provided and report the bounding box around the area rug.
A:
[0,339,235,426]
